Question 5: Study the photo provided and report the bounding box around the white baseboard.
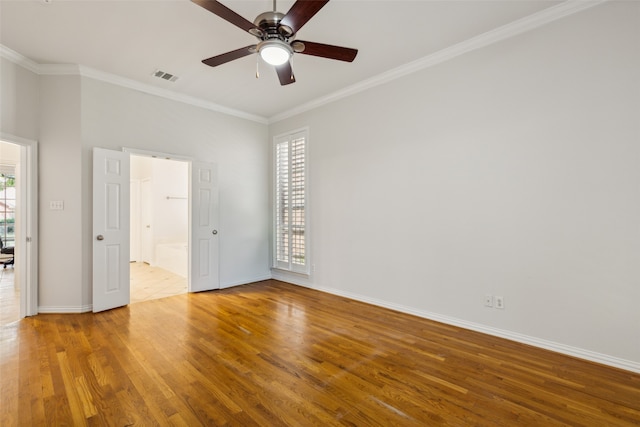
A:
[274,275,640,374]
[38,305,92,314]
[35,275,273,314]
[220,274,272,289]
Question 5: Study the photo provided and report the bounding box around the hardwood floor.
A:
[0,267,18,326]
[1,280,639,426]
[0,262,185,329]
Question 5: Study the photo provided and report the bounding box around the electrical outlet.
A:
[49,200,64,210]
[495,296,504,309]
[484,295,493,307]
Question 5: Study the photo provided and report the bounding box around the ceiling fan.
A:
[191,0,358,85]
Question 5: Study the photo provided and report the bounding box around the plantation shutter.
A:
[274,130,307,273]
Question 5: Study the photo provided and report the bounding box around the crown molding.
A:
[267,0,607,123]
[0,45,268,124]
[76,65,268,124]
[39,63,82,75]
[0,132,37,146]
[0,45,40,73]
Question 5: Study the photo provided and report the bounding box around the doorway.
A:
[130,155,189,303]
[0,142,18,324]
[0,136,38,323]
[93,147,219,312]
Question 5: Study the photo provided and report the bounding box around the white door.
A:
[190,162,219,292]
[93,148,130,312]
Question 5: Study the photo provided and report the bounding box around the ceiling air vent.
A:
[152,69,178,82]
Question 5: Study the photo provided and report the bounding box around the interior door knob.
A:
[96,235,104,241]
[212,230,218,235]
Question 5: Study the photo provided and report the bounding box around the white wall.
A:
[130,155,152,180]
[39,75,84,310]
[0,140,21,165]
[0,57,39,140]
[270,1,640,368]
[151,158,188,246]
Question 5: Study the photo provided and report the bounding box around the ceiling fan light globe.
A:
[260,45,290,66]
[257,39,293,66]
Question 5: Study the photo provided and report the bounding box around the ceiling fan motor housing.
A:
[253,11,293,40]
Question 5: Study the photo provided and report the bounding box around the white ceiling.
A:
[0,0,563,120]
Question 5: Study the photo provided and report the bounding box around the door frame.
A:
[140,177,152,265]
[129,179,141,262]
[123,147,218,293]
[0,132,38,317]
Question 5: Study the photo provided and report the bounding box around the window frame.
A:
[0,173,16,247]
[272,128,309,275]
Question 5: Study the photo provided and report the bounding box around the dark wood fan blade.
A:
[294,40,358,62]
[275,62,296,86]
[280,0,329,34]
[202,45,256,67]
[191,0,260,34]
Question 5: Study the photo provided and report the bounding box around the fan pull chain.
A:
[256,55,260,79]
[289,57,294,81]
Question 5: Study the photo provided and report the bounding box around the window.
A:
[274,130,308,273]
[0,173,16,247]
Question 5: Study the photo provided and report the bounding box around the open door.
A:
[93,148,130,312]
[190,162,219,292]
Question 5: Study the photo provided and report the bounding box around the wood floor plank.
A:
[1,280,639,426]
